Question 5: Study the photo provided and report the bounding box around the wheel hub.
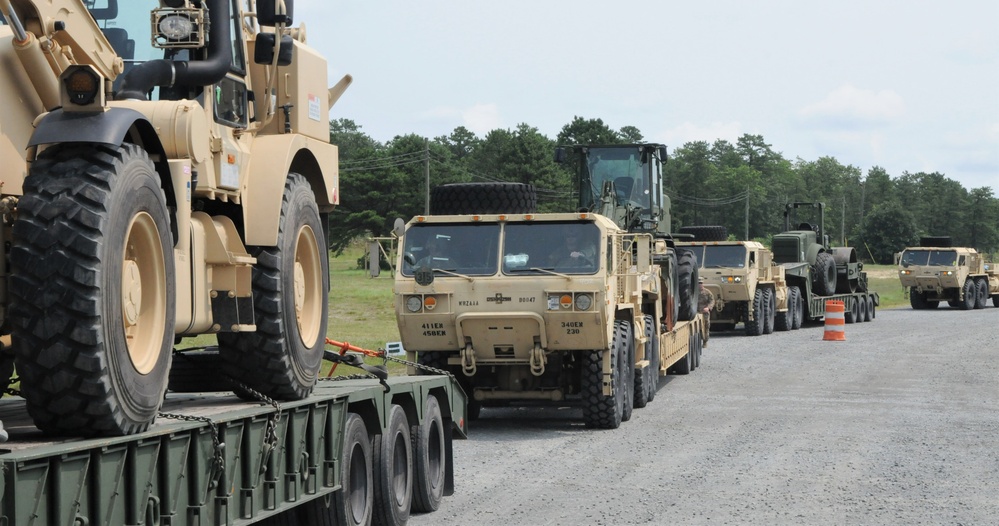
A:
[122,259,142,326]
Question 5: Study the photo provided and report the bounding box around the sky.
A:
[296,0,998,191]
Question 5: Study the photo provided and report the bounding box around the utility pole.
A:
[744,188,750,241]
[841,194,846,246]
[424,138,430,215]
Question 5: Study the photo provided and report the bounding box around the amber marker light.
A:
[423,296,437,311]
[560,294,573,309]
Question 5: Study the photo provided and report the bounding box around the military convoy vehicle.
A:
[771,202,879,324]
[898,237,999,309]
[394,144,706,429]
[677,231,802,335]
[0,1,467,523]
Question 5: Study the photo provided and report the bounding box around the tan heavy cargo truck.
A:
[677,236,802,335]
[394,144,706,429]
[898,237,999,309]
[0,0,352,437]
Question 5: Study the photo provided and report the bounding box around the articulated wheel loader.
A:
[0,0,351,436]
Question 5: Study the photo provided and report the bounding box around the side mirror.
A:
[553,147,566,164]
[258,0,294,26]
[254,33,294,66]
[392,218,406,238]
[658,145,668,163]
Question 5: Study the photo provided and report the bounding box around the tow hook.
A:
[460,344,477,376]
[529,345,546,376]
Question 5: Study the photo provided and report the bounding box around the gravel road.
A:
[412,306,999,525]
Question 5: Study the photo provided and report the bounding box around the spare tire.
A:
[429,183,537,215]
[677,225,728,242]
[812,252,837,296]
[676,248,700,321]
[920,236,952,247]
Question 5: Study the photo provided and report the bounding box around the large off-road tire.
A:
[620,321,635,423]
[909,288,929,310]
[169,349,236,392]
[411,395,446,513]
[429,182,537,215]
[330,413,374,526]
[867,294,876,320]
[974,279,988,310]
[656,251,680,331]
[219,173,327,401]
[959,279,976,310]
[676,248,700,321]
[744,288,766,336]
[373,405,413,526]
[919,236,952,247]
[812,252,838,296]
[677,225,728,242]
[581,321,628,429]
[10,143,175,436]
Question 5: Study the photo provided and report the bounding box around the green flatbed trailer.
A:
[0,375,467,525]
[782,261,880,323]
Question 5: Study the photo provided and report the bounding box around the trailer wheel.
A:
[643,315,660,403]
[373,404,413,526]
[219,173,327,401]
[744,288,765,336]
[774,293,792,332]
[789,287,804,330]
[581,321,628,429]
[330,413,374,526]
[812,252,837,296]
[959,279,976,310]
[670,333,692,375]
[10,143,174,436]
[676,248,700,321]
[858,295,869,322]
[974,279,988,309]
[867,295,876,320]
[762,288,776,334]
[411,395,446,513]
[429,182,537,215]
[691,330,701,370]
[620,321,635,422]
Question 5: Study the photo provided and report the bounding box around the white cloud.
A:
[654,121,743,147]
[798,85,906,128]
[462,104,502,135]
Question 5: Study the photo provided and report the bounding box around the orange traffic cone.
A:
[823,300,846,341]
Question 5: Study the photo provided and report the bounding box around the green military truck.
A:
[898,237,999,309]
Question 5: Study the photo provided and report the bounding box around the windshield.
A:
[503,222,600,275]
[401,223,500,276]
[902,250,957,267]
[582,147,650,211]
[86,1,158,64]
[701,245,748,268]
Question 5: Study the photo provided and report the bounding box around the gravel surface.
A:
[412,306,999,525]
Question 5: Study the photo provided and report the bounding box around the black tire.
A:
[974,279,988,310]
[581,320,628,429]
[677,225,728,242]
[644,315,660,403]
[947,300,960,308]
[670,334,692,375]
[411,395,446,513]
[10,143,175,436]
[633,319,652,409]
[858,295,869,322]
[762,288,776,334]
[744,288,765,336]
[620,321,635,422]
[691,330,701,370]
[219,173,328,401]
[169,349,237,392]
[867,295,876,320]
[331,413,374,526]
[959,279,976,310]
[373,405,413,526]
[910,287,928,310]
[429,182,537,215]
[676,248,700,321]
[790,286,804,330]
[713,322,735,332]
[845,298,859,324]
[812,252,838,296]
[919,236,952,247]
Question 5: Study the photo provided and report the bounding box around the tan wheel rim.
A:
[293,224,323,348]
[121,211,167,375]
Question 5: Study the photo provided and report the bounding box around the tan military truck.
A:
[898,237,999,309]
[677,236,802,335]
[0,0,350,436]
[395,144,705,429]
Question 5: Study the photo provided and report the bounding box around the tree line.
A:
[329,117,999,263]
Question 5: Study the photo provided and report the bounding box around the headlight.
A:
[405,296,423,313]
[900,270,911,275]
[574,294,593,311]
[63,67,99,105]
[158,14,194,40]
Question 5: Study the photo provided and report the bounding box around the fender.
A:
[243,134,338,246]
[27,107,150,148]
